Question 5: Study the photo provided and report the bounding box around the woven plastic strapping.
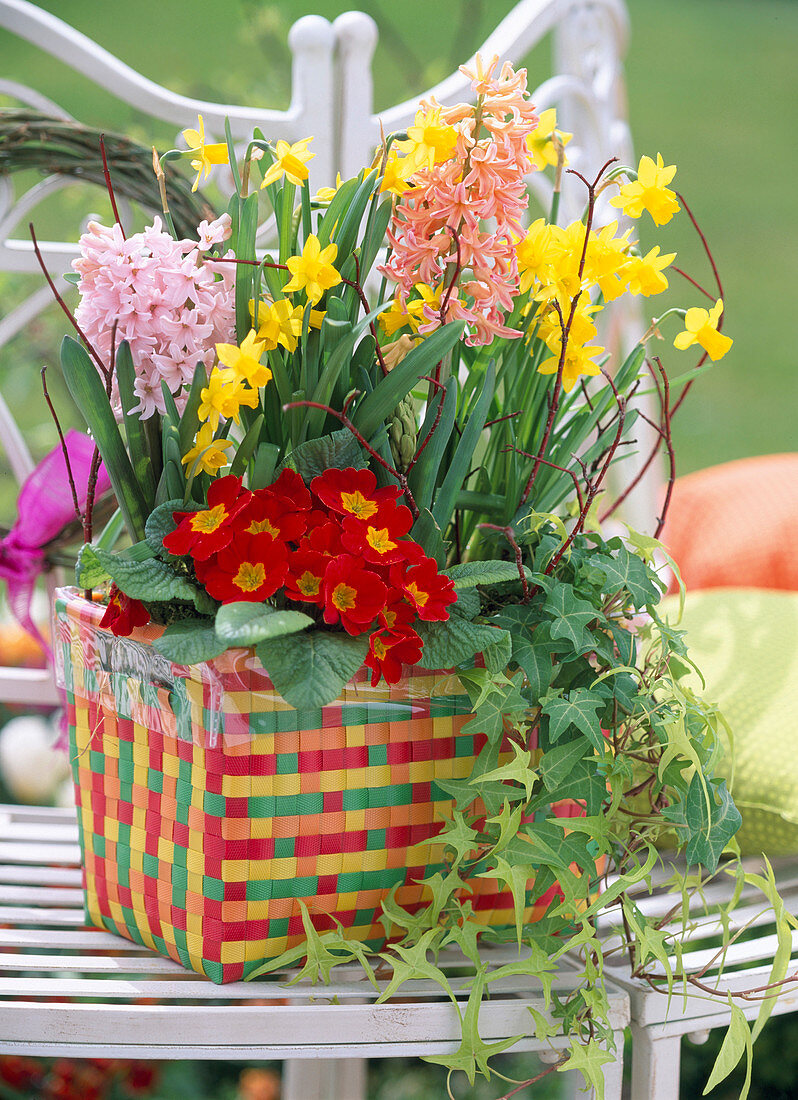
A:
[55,588,564,983]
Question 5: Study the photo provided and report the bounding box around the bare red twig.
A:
[29,223,110,380]
[672,266,714,301]
[99,133,125,237]
[405,375,448,474]
[40,367,81,523]
[478,523,530,601]
[495,1059,566,1100]
[502,445,585,513]
[282,398,419,518]
[675,190,723,300]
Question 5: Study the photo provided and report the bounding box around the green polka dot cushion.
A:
[658,588,798,856]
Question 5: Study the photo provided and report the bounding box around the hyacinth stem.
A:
[40,367,81,524]
[282,398,420,518]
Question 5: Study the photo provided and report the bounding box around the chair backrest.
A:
[0,0,659,708]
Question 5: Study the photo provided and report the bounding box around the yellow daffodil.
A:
[526,108,572,172]
[673,298,733,361]
[583,221,634,301]
[283,235,342,304]
[182,422,234,476]
[624,245,676,297]
[198,367,259,431]
[515,219,565,294]
[260,137,315,188]
[314,173,343,203]
[538,343,604,393]
[215,329,272,388]
[536,296,601,353]
[255,299,304,353]
[379,296,414,336]
[379,153,411,196]
[181,115,229,193]
[610,153,680,227]
[397,107,458,173]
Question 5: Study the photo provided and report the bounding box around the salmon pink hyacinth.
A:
[380,55,538,346]
[73,216,236,418]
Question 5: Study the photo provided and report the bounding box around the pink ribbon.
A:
[0,431,111,658]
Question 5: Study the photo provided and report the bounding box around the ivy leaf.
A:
[89,545,215,613]
[538,737,589,792]
[543,585,598,654]
[463,677,529,745]
[597,540,664,608]
[662,775,742,871]
[153,618,228,665]
[542,689,606,750]
[416,619,510,672]
[558,1038,616,1098]
[444,560,533,589]
[525,817,601,875]
[256,630,368,709]
[424,968,522,1084]
[376,928,452,1005]
[703,1001,753,1099]
[282,427,366,481]
[509,625,561,701]
[437,810,481,867]
[484,799,524,856]
[215,602,314,646]
[475,856,530,944]
[477,742,538,801]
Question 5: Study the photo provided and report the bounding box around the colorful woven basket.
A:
[56,588,572,983]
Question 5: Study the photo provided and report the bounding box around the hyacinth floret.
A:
[73,214,236,418]
[379,55,539,346]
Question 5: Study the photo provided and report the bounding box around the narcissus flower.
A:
[181,422,235,476]
[195,532,289,603]
[379,154,411,196]
[525,108,572,172]
[215,329,271,388]
[322,556,387,635]
[312,467,400,520]
[181,115,229,192]
[610,153,680,227]
[396,106,458,173]
[99,584,150,637]
[314,173,343,202]
[673,298,733,361]
[391,558,456,621]
[260,137,315,188]
[163,475,250,560]
[538,343,604,393]
[624,245,676,297]
[251,298,304,353]
[198,367,259,430]
[283,235,342,304]
[365,627,423,685]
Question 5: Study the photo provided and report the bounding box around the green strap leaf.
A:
[432,358,495,532]
[60,335,149,541]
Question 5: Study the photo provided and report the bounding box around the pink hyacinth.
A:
[73,215,235,418]
[380,56,539,346]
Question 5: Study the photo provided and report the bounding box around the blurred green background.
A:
[0,2,795,1096]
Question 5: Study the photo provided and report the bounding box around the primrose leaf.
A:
[416,619,510,672]
[153,618,228,665]
[215,602,314,646]
[282,427,367,481]
[444,559,533,589]
[89,545,215,613]
[256,630,368,709]
[76,544,111,589]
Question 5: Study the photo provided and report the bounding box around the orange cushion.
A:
[660,454,798,592]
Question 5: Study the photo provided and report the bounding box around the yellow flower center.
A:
[372,637,387,660]
[366,527,396,555]
[332,582,357,612]
[234,561,266,592]
[406,582,428,608]
[383,608,397,629]
[297,571,321,597]
[340,490,378,519]
[248,518,280,538]
[190,504,227,534]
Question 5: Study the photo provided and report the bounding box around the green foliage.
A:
[255,630,369,709]
[215,602,314,646]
